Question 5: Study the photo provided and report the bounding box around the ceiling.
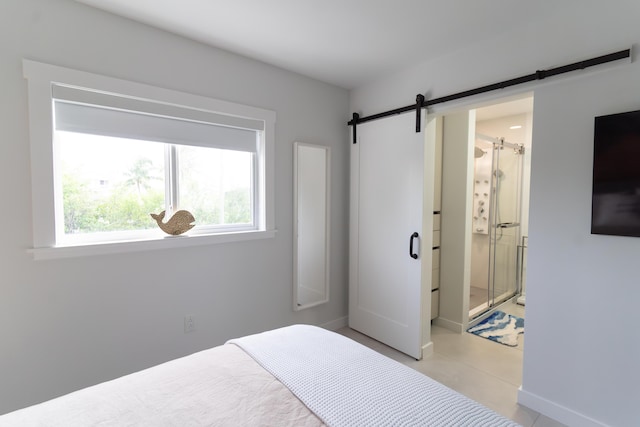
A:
[75,0,580,90]
[476,97,533,122]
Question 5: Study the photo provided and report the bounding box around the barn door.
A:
[349,112,425,359]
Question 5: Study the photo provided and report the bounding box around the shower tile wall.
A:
[472,143,492,236]
[470,140,493,291]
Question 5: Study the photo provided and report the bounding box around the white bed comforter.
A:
[229,324,520,427]
[0,343,324,427]
[1,325,521,426]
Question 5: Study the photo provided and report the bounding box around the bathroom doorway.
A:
[469,97,532,319]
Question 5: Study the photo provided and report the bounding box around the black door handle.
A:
[409,232,419,259]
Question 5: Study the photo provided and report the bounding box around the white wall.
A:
[351,2,640,426]
[519,61,640,427]
[437,111,474,332]
[0,0,349,414]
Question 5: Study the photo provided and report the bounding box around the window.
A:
[23,60,276,258]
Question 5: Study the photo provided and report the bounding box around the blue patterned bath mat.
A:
[467,310,524,347]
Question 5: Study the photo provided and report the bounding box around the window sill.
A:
[28,229,277,260]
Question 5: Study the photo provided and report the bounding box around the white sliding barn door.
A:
[349,112,425,359]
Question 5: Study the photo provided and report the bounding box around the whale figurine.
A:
[150,210,195,235]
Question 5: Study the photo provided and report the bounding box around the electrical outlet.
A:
[184,315,195,333]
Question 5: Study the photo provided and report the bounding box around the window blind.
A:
[53,84,262,152]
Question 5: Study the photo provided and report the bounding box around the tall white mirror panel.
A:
[294,142,330,310]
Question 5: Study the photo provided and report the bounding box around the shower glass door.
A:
[488,143,523,307]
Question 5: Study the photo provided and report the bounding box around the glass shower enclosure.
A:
[470,135,524,318]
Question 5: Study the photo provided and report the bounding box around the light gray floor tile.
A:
[532,414,568,427]
[431,325,524,386]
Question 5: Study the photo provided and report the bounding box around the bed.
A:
[0,325,519,426]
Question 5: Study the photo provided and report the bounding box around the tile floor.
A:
[337,301,566,427]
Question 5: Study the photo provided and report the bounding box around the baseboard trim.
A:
[518,387,607,427]
[422,340,434,358]
[320,316,348,331]
[432,317,464,333]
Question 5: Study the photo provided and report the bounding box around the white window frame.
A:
[23,59,276,260]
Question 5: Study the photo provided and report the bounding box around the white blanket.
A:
[229,324,520,427]
[0,344,323,426]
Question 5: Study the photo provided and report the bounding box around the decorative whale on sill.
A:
[150,210,195,236]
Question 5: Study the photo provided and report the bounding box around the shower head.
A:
[474,147,485,158]
[494,169,504,178]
